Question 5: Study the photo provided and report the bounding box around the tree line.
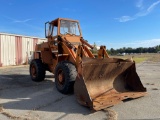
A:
[107,45,160,55]
[92,43,160,55]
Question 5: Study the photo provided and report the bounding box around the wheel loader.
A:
[29,18,147,111]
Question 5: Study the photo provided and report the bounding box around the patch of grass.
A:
[132,57,147,63]
[111,55,147,63]
[111,53,160,63]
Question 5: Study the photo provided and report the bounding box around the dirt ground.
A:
[0,61,160,120]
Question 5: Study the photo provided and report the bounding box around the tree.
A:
[92,42,98,54]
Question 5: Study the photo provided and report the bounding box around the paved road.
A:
[0,61,160,120]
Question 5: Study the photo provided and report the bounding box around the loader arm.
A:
[98,46,110,58]
[75,43,95,67]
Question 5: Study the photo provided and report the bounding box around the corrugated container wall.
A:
[0,33,47,67]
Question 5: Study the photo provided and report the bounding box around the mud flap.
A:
[74,57,147,111]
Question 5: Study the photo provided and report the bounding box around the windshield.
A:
[60,20,80,36]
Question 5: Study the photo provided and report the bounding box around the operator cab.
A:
[45,18,82,38]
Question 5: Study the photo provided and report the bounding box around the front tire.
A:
[30,59,45,82]
[55,61,77,94]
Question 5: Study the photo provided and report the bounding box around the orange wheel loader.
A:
[29,18,147,111]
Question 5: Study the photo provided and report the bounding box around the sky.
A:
[0,0,160,49]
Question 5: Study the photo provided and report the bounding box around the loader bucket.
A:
[74,57,147,111]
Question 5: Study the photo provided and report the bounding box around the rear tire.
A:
[30,59,45,82]
[55,61,77,94]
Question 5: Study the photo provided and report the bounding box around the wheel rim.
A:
[31,64,36,78]
[57,69,65,86]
